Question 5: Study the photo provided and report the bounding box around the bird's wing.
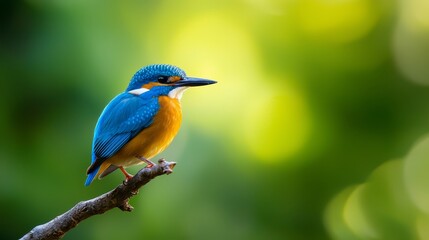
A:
[91,92,159,161]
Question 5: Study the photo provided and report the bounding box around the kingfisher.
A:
[85,64,216,186]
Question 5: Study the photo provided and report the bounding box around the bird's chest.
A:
[148,96,183,148]
[118,96,182,164]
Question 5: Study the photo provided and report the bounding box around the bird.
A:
[84,64,216,186]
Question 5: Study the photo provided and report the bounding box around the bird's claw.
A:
[144,163,154,168]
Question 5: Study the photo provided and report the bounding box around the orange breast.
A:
[106,96,182,168]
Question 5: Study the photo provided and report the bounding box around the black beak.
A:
[173,77,217,87]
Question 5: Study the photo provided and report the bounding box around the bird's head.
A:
[126,64,216,99]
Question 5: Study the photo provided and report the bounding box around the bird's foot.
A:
[119,166,133,184]
[136,156,155,168]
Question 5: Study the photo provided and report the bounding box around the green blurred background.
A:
[1,0,429,239]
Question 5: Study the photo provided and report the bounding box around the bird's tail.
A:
[85,165,100,186]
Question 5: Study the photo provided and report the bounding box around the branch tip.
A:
[160,161,176,175]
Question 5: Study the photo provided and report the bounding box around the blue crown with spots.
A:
[126,64,187,91]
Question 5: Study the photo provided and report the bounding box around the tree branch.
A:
[20,159,176,240]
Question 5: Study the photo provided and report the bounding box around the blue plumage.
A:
[85,91,162,185]
[94,94,153,157]
[92,87,174,160]
[85,93,157,185]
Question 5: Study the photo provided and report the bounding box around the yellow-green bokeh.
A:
[404,135,429,214]
[296,0,379,44]
[240,81,311,162]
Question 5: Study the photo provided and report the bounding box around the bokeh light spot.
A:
[343,184,379,239]
[401,0,429,30]
[241,83,311,163]
[404,135,429,214]
[324,186,360,240]
[326,160,418,239]
[165,12,262,139]
[296,0,378,43]
[393,0,429,86]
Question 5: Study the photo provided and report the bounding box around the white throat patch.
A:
[128,88,149,95]
[168,87,188,100]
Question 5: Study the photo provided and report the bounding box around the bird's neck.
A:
[157,96,182,125]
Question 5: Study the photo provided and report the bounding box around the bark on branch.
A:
[20,159,176,240]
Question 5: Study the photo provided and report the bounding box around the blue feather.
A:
[91,91,161,162]
[84,165,99,186]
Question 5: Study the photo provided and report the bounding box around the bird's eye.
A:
[157,76,169,84]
